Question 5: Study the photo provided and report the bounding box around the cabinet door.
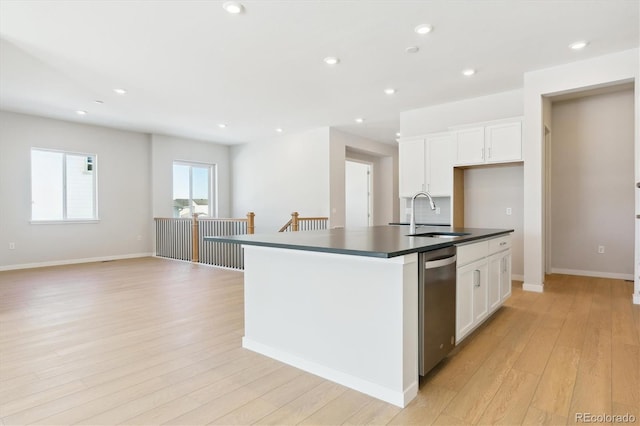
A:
[472,261,489,324]
[485,121,522,163]
[427,133,455,196]
[455,127,485,165]
[456,259,487,343]
[500,251,512,302]
[488,252,503,313]
[398,138,425,198]
[456,263,475,343]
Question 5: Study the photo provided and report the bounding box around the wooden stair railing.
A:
[279,212,328,232]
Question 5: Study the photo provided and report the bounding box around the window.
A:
[31,148,98,221]
[172,161,215,218]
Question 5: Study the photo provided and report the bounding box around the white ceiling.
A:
[0,1,638,146]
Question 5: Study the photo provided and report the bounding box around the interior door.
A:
[345,160,371,228]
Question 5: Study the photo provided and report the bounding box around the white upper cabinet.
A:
[455,127,485,165]
[398,132,455,198]
[426,133,455,196]
[485,121,522,164]
[454,118,522,166]
[398,137,425,198]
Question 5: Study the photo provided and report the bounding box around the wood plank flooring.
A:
[1,258,638,425]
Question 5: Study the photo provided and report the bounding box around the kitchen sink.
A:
[407,231,471,238]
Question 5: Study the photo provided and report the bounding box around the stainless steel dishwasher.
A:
[419,246,457,376]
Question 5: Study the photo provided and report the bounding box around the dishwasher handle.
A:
[424,255,457,270]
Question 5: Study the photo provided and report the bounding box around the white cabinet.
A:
[398,133,455,198]
[454,119,522,166]
[427,133,456,196]
[488,234,512,305]
[398,138,425,197]
[456,258,488,339]
[499,251,512,302]
[455,127,485,165]
[488,250,512,312]
[488,253,502,312]
[455,234,512,343]
[485,121,522,163]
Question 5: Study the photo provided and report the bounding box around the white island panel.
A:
[242,245,419,407]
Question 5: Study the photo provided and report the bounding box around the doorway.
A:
[345,160,372,228]
[544,83,635,280]
[544,125,552,275]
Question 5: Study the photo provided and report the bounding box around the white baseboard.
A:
[523,282,544,293]
[242,337,416,408]
[633,293,640,305]
[0,253,153,272]
[551,268,634,281]
[511,274,524,282]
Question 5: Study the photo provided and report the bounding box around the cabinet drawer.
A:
[456,240,489,267]
[489,235,511,254]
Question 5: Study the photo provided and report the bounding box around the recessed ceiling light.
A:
[75,110,87,116]
[222,1,244,14]
[275,128,283,133]
[569,41,588,50]
[405,46,420,54]
[218,123,227,129]
[94,100,104,104]
[384,88,396,95]
[324,56,340,65]
[355,118,365,124]
[414,24,433,35]
[113,88,127,95]
[462,69,476,76]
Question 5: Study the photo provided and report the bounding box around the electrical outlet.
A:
[435,207,441,215]
[9,242,15,250]
[598,245,605,254]
[506,207,512,216]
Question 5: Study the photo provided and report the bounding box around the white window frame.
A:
[30,147,99,224]
[172,160,217,218]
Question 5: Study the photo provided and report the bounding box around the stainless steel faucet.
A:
[409,191,436,235]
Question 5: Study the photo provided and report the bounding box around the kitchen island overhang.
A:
[205,226,513,408]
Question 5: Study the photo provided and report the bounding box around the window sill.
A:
[30,219,100,225]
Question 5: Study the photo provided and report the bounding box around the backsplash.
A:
[401,196,451,224]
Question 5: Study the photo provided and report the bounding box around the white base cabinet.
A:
[456,234,512,344]
[456,258,488,340]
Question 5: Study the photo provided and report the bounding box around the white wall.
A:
[151,134,230,218]
[0,111,152,268]
[231,128,331,232]
[550,89,635,279]
[400,89,523,137]
[523,48,639,298]
[464,165,524,278]
[330,129,399,228]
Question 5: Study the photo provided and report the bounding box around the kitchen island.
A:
[205,226,512,407]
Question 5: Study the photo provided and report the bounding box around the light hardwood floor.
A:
[1,257,638,425]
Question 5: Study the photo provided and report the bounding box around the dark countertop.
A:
[388,222,450,226]
[204,225,513,259]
